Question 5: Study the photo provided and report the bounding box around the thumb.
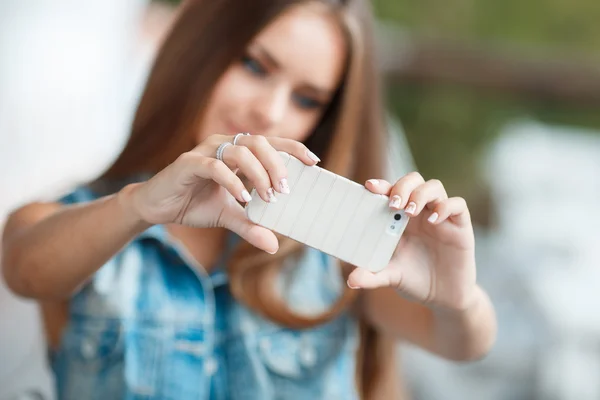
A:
[347,266,400,290]
[219,202,279,254]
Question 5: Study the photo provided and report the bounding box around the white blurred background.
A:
[0,1,158,398]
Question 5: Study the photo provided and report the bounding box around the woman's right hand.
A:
[122,134,320,253]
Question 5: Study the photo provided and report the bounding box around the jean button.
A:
[205,357,218,376]
[81,339,95,359]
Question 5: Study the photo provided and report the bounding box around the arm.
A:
[348,174,497,361]
[362,284,496,361]
[2,184,149,300]
[2,134,321,300]
[359,236,496,361]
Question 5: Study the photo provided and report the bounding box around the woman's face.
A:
[198,3,347,144]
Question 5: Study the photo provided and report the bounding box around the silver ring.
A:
[233,132,250,146]
[216,142,232,161]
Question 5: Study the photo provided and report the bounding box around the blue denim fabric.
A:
[52,186,359,400]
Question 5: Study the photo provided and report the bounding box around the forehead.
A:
[253,4,348,90]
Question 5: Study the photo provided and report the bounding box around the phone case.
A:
[245,152,409,272]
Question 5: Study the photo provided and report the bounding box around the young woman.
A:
[2,0,496,399]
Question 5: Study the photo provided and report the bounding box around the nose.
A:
[249,83,289,133]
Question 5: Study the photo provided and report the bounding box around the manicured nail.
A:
[389,195,401,209]
[347,281,360,289]
[405,202,417,215]
[428,212,439,224]
[306,150,321,163]
[267,188,278,203]
[279,178,290,194]
[367,179,379,186]
[241,190,252,202]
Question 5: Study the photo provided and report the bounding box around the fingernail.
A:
[306,150,321,163]
[428,212,439,224]
[267,188,278,203]
[266,248,278,255]
[367,179,379,186]
[405,202,417,215]
[347,281,360,289]
[389,195,401,209]
[279,178,290,194]
[241,190,252,202]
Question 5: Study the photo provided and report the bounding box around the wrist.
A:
[430,285,496,361]
[431,285,484,319]
[116,183,154,233]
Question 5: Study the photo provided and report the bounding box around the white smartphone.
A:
[245,152,409,272]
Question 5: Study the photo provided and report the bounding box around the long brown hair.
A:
[102,0,393,398]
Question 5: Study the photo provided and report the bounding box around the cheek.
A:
[208,69,252,115]
[278,111,323,143]
[280,121,314,142]
[197,68,250,141]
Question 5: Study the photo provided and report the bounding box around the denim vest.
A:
[52,185,360,399]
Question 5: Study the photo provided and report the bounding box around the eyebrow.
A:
[253,43,334,98]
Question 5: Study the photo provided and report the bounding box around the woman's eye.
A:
[241,55,267,77]
[293,94,323,110]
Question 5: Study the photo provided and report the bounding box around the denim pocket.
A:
[59,318,123,371]
[256,326,346,380]
[225,321,351,400]
[124,326,163,397]
[160,325,211,400]
[54,318,124,400]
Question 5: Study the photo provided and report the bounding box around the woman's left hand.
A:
[347,172,477,311]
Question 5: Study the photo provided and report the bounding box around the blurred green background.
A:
[372,0,600,223]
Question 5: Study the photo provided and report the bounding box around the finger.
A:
[387,172,425,210]
[194,134,232,158]
[364,179,392,195]
[267,136,321,166]
[218,202,279,254]
[180,153,252,203]
[221,145,276,203]
[404,179,448,217]
[236,135,291,194]
[428,196,470,226]
[346,266,401,290]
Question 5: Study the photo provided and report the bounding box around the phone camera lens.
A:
[394,214,401,221]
